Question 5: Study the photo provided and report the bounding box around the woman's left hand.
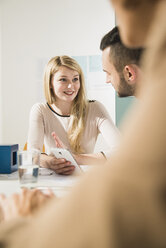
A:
[52,132,66,148]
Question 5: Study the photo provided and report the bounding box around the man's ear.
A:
[123,64,139,85]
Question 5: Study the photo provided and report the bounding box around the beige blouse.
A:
[27,100,120,157]
[0,2,166,248]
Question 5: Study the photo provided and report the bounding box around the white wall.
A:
[0,0,115,149]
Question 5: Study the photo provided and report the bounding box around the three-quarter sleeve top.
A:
[27,101,120,158]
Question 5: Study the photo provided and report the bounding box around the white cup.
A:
[17,150,40,188]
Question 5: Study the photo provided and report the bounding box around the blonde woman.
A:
[27,55,120,174]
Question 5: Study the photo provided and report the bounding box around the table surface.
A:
[0,166,92,197]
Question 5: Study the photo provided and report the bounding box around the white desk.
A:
[0,166,92,197]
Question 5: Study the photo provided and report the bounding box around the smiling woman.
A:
[27,55,120,175]
[43,56,88,154]
[51,67,80,105]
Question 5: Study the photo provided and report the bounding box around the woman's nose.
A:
[67,83,72,88]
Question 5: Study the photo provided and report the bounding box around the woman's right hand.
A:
[40,154,75,175]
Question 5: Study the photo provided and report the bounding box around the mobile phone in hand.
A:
[51,148,82,173]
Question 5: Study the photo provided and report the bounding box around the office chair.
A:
[23,143,45,153]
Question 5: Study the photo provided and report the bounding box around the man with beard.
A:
[0,0,166,247]
[100,26,143,97]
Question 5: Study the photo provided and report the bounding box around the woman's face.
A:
[51,66,80,104]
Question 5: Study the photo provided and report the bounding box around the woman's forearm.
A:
[73,153,107,165]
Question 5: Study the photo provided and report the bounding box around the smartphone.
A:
[50,148,82,173]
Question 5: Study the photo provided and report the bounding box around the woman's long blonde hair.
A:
[44,55,88,153]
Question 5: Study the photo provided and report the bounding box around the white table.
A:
[0,166,92,197]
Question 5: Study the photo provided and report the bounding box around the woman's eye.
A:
[60,78,66,82]
[73,77,79,82]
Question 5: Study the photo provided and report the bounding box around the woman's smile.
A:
[63,90,75,95]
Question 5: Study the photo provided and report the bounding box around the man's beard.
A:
[117,74,135,97]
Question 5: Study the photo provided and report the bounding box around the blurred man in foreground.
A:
[0,0,166,247]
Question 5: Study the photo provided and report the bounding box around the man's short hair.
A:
[100,26,144,72]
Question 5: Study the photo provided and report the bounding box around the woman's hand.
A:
[42,132,74,175]
[40,154,75,175]
[0,188,55,221]
[47,154,75,175]
[51,132,105,166]
[51,132,66,148]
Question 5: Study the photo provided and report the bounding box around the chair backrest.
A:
[23,143,45,153]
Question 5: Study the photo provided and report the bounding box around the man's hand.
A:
[0,188,55,221]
